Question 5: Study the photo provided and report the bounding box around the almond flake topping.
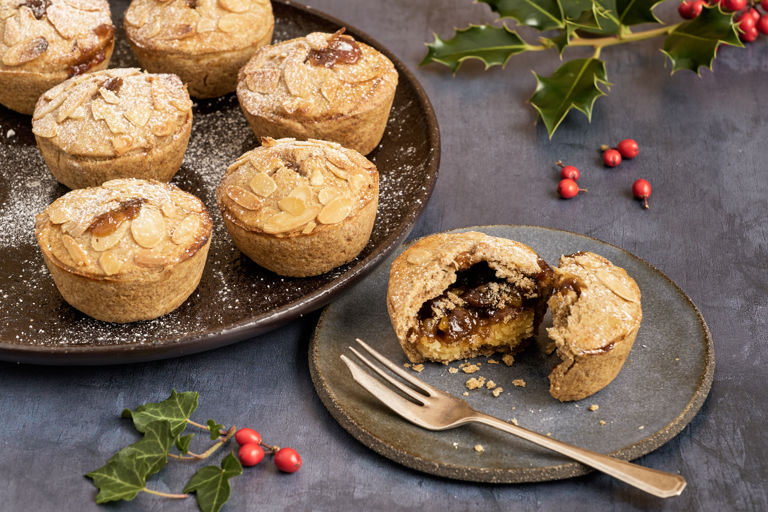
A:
[406,248,432,266]
[151,118,176,137]
[62,235,89,266]
[326,162,349,181]
[301,221,316,235]
[172,215,201,246]
[246,68,280,94]
[277,196,306,216]
[288,184,312,203]
[111,135,135,156]
[217,13,246,33]
[317,196,353,225]
[227,186,262,211]
[594,268,638,303]
[131,207,166,248]
[161,201,178,218]
[134,249,169,268]
[57,82,99,122]
[283,60,312,98]
[2,36,48,66]
[349,173,368,193]
[249,173,277,197]
[172,190,204,213]
[124,106,151,128]
[99,251,124,275]
[262,207,321,235]
[91,221,129,252]
[31,116,57,138]
[99,88,121,105]
[218,0,250,13]
[33,92,67,120]
[318,187,338,205]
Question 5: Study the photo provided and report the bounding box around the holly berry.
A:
[741,26,759,41]
[274,447,302,473]
[745,7,761,22]
[632,179,652,209]
[678,0,704,18]
[238,443,265,467]
[235,427,262,446]
[602,148,622,167]
[557,178,587,199]
[617,139,639,159]
[737,11,757,31]
[723,0,747,11]
[556,160,580,180]
[762,0,768,12]
[758,15,768,34]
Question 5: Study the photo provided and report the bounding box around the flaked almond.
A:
[161,201,178,218]
[349,173,369,193]
[102,108,130,135]
[151,118,176,137]
[151,77,173,111]
[69,106,87,120]
[131,207,166,248]
[62,235,89,266]
[594,268,638,303]
[317,196,353,225]
[249,173,277,197]
[2,37,48,66]
[99,87,121,104]
[170,96,191,112]
[306,32,328,50]
[320,77,343,104]
[32,116,57,139]
[283,61,312,98]
[218,0,250,13]
[64,0,102,12]
[197,16,217,32]
[172,215,202,245]
[278,196,306,216]
[124,106,151,127]
[301,157,325,180]
[2,15,20,46]
[406,248,432,265]
[334,61,382,83]
[33,92,67,120]
[326,162,349,181]
[135,249,170,268]
[262,207,321,235]
[161,23,196,40]
[288,184,312,203]
[47,204,70,224]
[318,187,338,205]
[124,3,149,26]
[91,221,129,251]
[111,135,135,156]
[62,217,91,237]
[217,13,246,33]
[99,250,124,275]
[58,82,99,122]
[227,185,262,211]
[325,149,354,170]
[171,190,204,213]
[246,68,280,94]
[302,221,316,234]
[310,168,324,187]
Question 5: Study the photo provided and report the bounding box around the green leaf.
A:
[529,57,610,138]
[85,421,174,504]
[479,0,565,31]
[122,389,199,437]
[421,24,530,73]
[184,452,243,512]
[615,0,663,26]
[577,0,621,36]
[662,5,742,75]
[176,433,195,454]
[207,419,226,440]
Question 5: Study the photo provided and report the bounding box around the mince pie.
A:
[216,137,379,277]
[35,178,212,323]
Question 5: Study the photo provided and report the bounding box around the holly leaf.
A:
[207,419,226,440]
[615,0,663,26]
[175,433,195,454]
[85,420,174,504]
[183,452,243,512]
[577,0,621,36]
[479,0,564,31]
[662,5,742,74]
[122,389,199,437]
[529,57,610,138]
[421,24,530,72]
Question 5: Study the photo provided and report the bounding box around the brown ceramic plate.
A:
[0,1,439,365]
[309,225,714,483]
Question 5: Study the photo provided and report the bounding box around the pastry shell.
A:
[0,0,115,114]
[35,178,212,323]
[236,30,398,155]
[216,137,379,277]
[124,0,274,98]
[32,68,193,189]
[547,252,642,401]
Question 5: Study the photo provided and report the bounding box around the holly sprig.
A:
[422,1,743,137]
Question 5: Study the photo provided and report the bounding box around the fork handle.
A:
[470,413,686,498]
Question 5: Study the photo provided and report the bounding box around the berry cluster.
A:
[556,139,652,209]
[678,0,768,43]
[235,427,302,473]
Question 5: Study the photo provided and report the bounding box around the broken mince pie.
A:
[0,0,115,114]
[216,137,379,277]
[124,0,274,98]
[35,178,213,323]
[32,68,193,189]
[387,232,554,363]
[236,29,398,155]
[546,252,642,401]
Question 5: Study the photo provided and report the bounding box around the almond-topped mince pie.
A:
[546,252,642,401]
[0,0,115,114]
[35,178,212,323]
[217,137,379,277]
[32,68,193,189]
[124,0,274,98]
[387,232,554,364]
[236,29,398,155]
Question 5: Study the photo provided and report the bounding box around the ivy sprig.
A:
[422,0,743,137]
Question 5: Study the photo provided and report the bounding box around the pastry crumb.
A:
[599,420,607,426]
[492,387,503,398]
[474,444,484,453]
[411,364,424,373]
[638,425,645,430]
[486,380,496,389]
[452,442,458,449]
[403,363,410,368]
[461,364,480,374]
[466,377,486,390]
[544,342,556,355]
[502,354,515,366]
[511,417,518,426]
[675,357,680,361]
[512,379,526,388]
[589,404,599,412]
[6,129,15,138]
[462,391,469,396]
[448,367,458,374]
[487,358,499,364]
[546,433,551,437]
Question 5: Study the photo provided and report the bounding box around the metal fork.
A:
[340,338,686,498]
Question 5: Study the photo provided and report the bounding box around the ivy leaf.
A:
[615,0,663,26]
[479,0,564,31]
[184,452,243,512]
[207,419,226,440]
[662,5,742,74]
[529,57,610,138]
[85,420,174,504]
[122,389,199,437]
[421,24,530,73]
[176,433,195,454]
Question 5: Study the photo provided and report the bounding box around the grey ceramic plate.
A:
[0,1,439,365]
[309,225,714,483]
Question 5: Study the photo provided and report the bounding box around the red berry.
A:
[678,1,698,18]
[741,26,759,41]
[746,8,761,22]
[238,443,265,467]
[556,161,580,180]
[235,427,262,446]
[632,179,652,209]
[274,447,302,473]
[737,11,757,31]
[602,148,622,167]
[617,139,639,159]
[758,15,768,34]
[763,0,768,12]
[557,178,586,199]
[724,0,747,11]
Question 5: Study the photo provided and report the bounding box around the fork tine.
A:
[354,338,441,397]
[348,346,427,403]
[340,355,433,429]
